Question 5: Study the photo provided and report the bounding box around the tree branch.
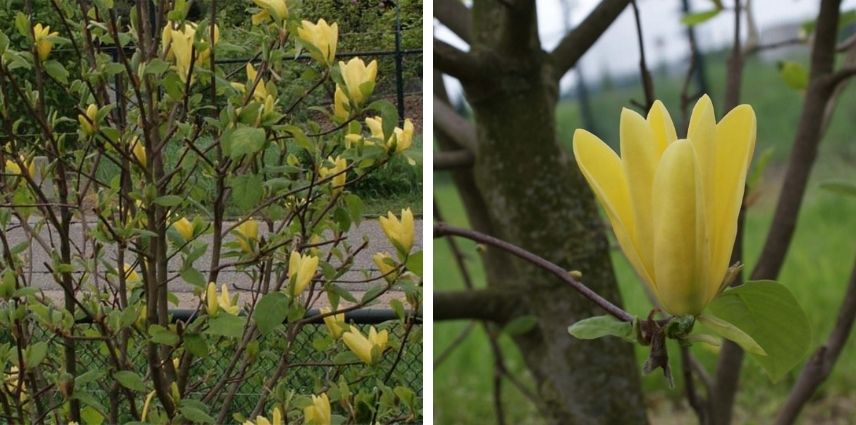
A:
[435,150,475,170]
[434,96,477,152]
[435,223,635,322]
[550,0,630,79]
[435,0,472,44]
[435,288,520,322]
[435,39,479,81]
[774,256,856,425]
[750,0,841,282]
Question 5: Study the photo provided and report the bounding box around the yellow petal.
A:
[652,140,707,315]
[342,327,373,364]
[687,94,717,237]
[646,100,677,156]
[573,130,654,287]
[708,105,756,299]
[619,108,658,278]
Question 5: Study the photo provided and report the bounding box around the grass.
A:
[433,51,856,424]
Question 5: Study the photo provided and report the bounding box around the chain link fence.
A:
[0,310,422,421]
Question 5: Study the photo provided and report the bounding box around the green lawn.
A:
[433,52,856,424]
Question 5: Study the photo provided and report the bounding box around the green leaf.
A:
[707,280,811,382]
[81,406,105,425]
[153,195,183,207]
[24,342,48,368]
[568,315,634,342]
[179,405,215,424]
[697,313,766,356]
[820,181,856,198]
[114,371,146,392]
[778,61,808,91]
[503,315,538,336]
[43,60,69,84]
[14,13,29,39]
[205,314,247,339]
[184,334,209,357]
[144,58,170,76]
[406,251,423,277]
[229,174,264,211]
[253,292,289,335]
[180,267,206,288]
[148,324,179,346]
[681,8,721,26]
[225,127,266,160]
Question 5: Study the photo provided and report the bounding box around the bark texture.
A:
[435,1,648,423]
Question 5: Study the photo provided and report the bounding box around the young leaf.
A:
[406,251,423,277]
[819,181,856,198]
[697,313,766,356]
[707,280,811,382]
[205,314,247,339]
[568,315,635,342]
[503,315,538,336]
[253,292,289,335]
[114,371,146,392]
[681,9,721,26]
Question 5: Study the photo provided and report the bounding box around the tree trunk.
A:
[443,2,649,423]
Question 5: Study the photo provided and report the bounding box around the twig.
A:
[434,223,634,322]
[630,0,654,110]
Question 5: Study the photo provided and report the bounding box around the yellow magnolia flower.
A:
[391,119,414,153]
[235,219,259,253]
[288,251,319,296]
[304,393,332,425]
[320,306,346,339]
[251,0,288,25]
[333,85,349,121]
[379,208,414,253]
[163,21,219,83]
[572,95,756,316]
[364,116,414,153]
[131,137,147,168]
[79,104,99,136]
[298,19,338,66]
[243,407,282,425]
[373,252,396,279]
[33,23,58,61]
[339,57,377,107]
[124,263,141,286]
[319,156,347,194]
[206,282,240,316]
[4,367,27,401]
[4,156,34,177]
[173,217,193,241]
[245,63,269,102]
[342,325,388,364]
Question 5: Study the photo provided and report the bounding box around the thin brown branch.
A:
[630,0,654,110]
[435,223,635,322]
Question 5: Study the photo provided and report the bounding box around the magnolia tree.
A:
[0,0,422,424]
[434,0,856,424]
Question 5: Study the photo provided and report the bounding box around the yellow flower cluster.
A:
[342,325,388,364]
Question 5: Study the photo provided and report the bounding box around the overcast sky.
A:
[436,0,856,95]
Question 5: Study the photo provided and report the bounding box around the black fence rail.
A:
[0,309,422,420]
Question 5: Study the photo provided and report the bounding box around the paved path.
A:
[5,218,422,308]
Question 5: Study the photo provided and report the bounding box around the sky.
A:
[436,0,856,96]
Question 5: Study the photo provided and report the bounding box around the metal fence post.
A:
[394,1,406,124]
